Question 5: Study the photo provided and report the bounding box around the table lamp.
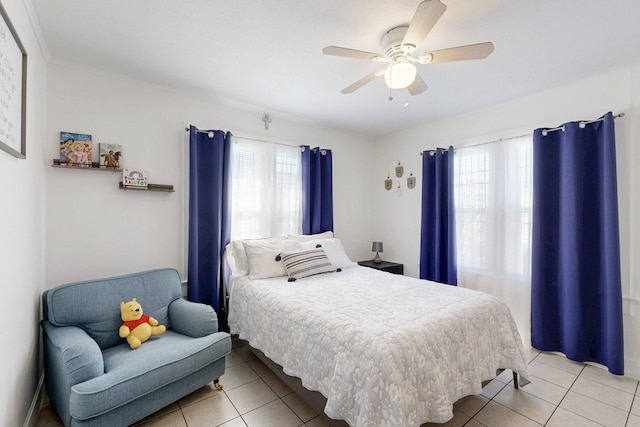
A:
[372,241,383,264]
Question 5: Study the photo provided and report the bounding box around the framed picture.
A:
[60,132,92,167]
[0,2,27,159]
[99,143,123,169]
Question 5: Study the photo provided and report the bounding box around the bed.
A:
[226,234,530,427]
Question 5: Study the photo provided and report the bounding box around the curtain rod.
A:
[184,127,299,149]
[420,132,532,156]
[184,127,220,138]
[419,112,626,155]
[541,112,625,136]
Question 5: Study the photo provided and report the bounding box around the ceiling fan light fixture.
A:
[384,62,417,89]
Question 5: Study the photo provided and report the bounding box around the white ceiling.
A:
[29,0,640,137]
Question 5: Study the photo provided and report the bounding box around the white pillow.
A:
[300,238,357,269]
[224,241,248,276]
[225,236,287,276]
[280,248,336,281]
[287,231,334,242]
[243,239,302,280]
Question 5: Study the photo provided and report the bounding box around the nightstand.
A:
[358,260,404,275]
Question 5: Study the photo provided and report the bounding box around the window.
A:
[230,137,302,240]
[454,135,533,279]
[454,134,533,344]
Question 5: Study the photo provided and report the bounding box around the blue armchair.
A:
[41,268,231,427]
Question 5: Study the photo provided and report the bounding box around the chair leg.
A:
[513,372,519,389]
[214,378,223,391]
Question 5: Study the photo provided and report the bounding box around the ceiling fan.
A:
[322,0,494,96]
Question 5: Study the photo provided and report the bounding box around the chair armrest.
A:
[41,321,104,393]
[169,298,219,337]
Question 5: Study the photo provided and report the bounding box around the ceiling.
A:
[29,0,640,137]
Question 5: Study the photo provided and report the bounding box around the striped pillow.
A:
[280,248,335,281]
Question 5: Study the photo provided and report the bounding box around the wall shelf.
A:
[51,158,122,172]
[52,159,173,192]
[119,182,174,192]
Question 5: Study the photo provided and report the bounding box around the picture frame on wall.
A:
[0,2,27,159]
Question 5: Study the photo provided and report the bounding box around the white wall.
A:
[44,63,376,286]
[10,14,638,426]
[373,64,640,379]
[0,0,47,425]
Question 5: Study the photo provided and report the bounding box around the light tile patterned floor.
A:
[36,343,640,427]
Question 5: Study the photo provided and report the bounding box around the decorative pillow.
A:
[280,248,336,281]
[226,236,288,276]
[300,238,357,269]
[287,231,334,242]
[243,239,301,280]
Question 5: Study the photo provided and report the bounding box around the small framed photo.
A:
[123,168,148,188]
[60,132,92,167]
[99,143,123,169]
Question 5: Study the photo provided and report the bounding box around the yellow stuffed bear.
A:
[119,298,166,349]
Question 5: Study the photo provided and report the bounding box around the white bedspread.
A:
[228,266,529,427]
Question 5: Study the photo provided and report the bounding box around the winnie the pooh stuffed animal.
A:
[119,298,166,349]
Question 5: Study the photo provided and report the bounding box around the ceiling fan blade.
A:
[341,70,385,94]
[407,74,428,96]
[323,46,381,61]
[402,0,447,50]
[418,42,494,64]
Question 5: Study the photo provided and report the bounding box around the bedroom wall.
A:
[373,63,640,380]
[0,0,48,425]
[44,63,375,287]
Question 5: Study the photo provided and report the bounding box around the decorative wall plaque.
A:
[395,164,404,178]
[384,177,392,190]
[407,174,416,189]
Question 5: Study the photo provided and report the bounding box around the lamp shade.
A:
[372,241,384,253]
[383,63,417,89]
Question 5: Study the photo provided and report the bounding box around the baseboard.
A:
[22,372,45,427]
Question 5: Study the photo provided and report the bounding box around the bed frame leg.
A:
[214,378,223,391]
[513,372,519,389]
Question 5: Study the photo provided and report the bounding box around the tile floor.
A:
[36,342,640,427]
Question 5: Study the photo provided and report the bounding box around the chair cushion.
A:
[68,330,231,420]
[43,269,182,349]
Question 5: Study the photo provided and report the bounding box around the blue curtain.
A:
[531,112,624,374]
[419,147,457,285]
[301,146,333,234]
[188,126,232,331]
